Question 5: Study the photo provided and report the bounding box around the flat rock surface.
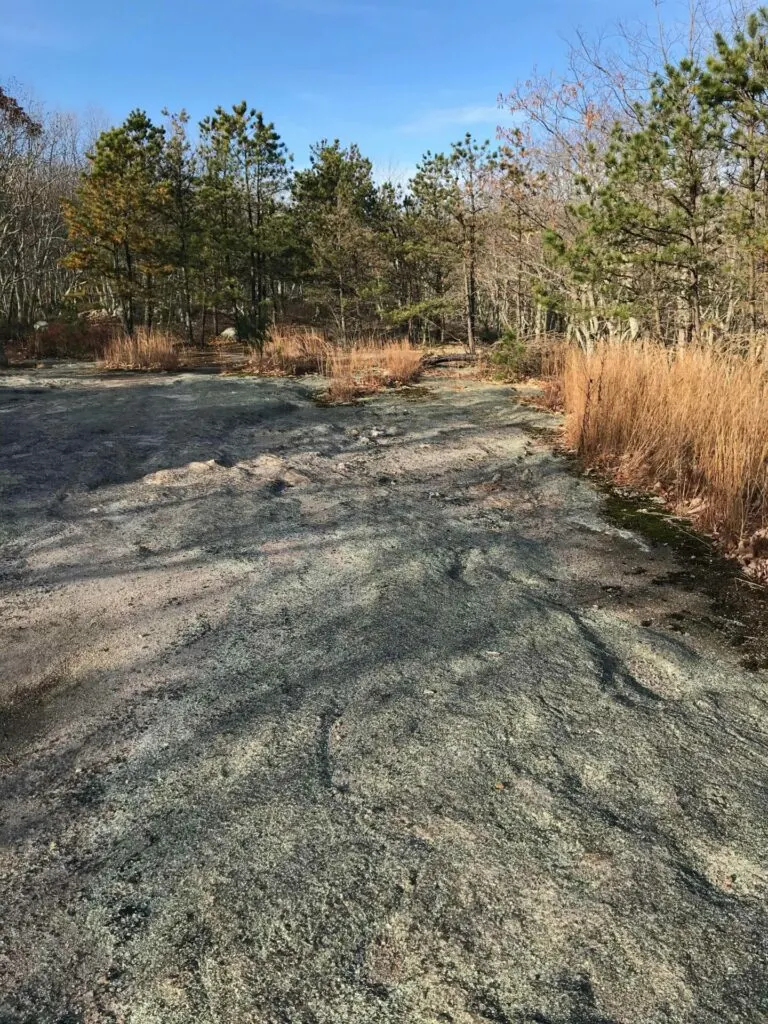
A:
[0,367,767,1024]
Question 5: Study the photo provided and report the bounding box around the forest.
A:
[6,4,768,356]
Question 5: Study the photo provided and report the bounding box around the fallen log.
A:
[422,352,478,367]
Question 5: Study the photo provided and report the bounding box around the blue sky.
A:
[2,0,685,173]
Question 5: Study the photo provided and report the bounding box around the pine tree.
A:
[63,110,166,334]
[412,135,498,353]
[160,110,200,345]
[245,110,292,337]
[563,60,726,341]
[703,8,768,332]
[401,179,459,344]
[373,181,432,342]
[197,103,290,345]
[291,140,378,341]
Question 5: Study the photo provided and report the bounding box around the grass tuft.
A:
[101,328,181,371]
[323,340,423,403]
[240,328,423,400]
[562,340,768,557]
[253,327,331,376]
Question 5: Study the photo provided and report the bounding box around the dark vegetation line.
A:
[4,5,768,362]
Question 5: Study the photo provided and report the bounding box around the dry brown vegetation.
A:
[322,340,423,403]
[242,328,424,402]
[250,327,330,375]
[100,328,182,371]
[562,340,768,572]
[6,320,115,362]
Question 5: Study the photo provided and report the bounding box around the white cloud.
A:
[396,104,502,136]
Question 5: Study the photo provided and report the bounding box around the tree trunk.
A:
[423,352,477,366]
[688,265,701,343]
[180,264,194,346]
[338,275,346,345]
[464,256,476,355]
[200,303,208,347]
[748,149,758,335]
[145,274,154,333]
[124,245,135,336]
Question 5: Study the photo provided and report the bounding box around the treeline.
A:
[5,4,768,349]
[0,86,88,330]
[503,3,768,346]
[61,107,514,351]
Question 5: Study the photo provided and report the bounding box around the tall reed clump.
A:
[254,327,331,375]
[101,328,181,370]
[323,340,423,403]
[562,340,768,548]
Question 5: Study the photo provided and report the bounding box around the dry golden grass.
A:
[101,328,181,371]
[253,327,331,375]
[240,327,423,399]
[562,340,768,549]
[376,339,424,385]
[539,337,567,379]
[323,340,423,402]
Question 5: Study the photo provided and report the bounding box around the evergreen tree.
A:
[63,110,166,334]
[291,140,378,341]
[198,103,290,345]
[412,135,498,353]
[160,110,200,344]
[373,182,433,342]
[562,60,726,341]
[703,8,768,331]
[400,182,458,344]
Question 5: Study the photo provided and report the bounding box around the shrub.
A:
[488,332,567,381]
[489,331,526,379]
[18,319,114,360]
